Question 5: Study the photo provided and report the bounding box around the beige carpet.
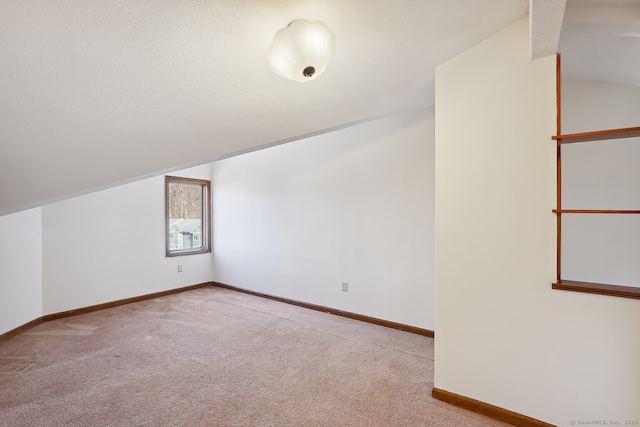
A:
[0,286,509,426]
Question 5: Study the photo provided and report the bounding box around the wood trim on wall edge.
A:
[211,281,434,338]
[3,280,434,342]
[42,282,213,322]
[431,387,556,427]
[0,317,44,344]
[2,283,212,343]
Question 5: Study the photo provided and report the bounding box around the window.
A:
[165,176,211,257]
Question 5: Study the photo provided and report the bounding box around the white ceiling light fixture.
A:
[268,19,335,83]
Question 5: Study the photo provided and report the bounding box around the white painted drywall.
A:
[211,108,435,330]
[561,79,640,286]
[562,79,640,134]
[0,208,43,335]
[42,164,213,315]
[435,16,640,426]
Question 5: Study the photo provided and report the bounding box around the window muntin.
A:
[165,176,211,256]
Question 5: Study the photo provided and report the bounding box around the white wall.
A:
[0,208,43,334]
[435,17,640,426]
[42,164,213,315]
[562,79,640,134]
[561,79,640,286]
[212,108,435,330]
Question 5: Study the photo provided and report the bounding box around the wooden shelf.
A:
[553,280,640,300]
[553,209,640,214]
[552,55,640,299]
[552,126,640,144]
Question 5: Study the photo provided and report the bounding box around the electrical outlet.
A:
[341,282,348,292]
[177,265,182,273]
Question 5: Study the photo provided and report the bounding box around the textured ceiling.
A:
[0,0,530,215]
[530,0,567,59]
[1,0,634,216]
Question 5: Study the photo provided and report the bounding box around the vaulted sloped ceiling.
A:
[1,0,636,216]
[0,0,529,215]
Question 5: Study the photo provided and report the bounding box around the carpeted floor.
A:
[0,286,509,426]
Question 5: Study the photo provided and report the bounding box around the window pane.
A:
[165,176,210,256]
[168,182,202,250]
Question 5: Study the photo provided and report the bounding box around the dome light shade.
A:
[268,20,335,83]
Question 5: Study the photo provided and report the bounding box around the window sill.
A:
[166,248,211,257]
[552,280,640,300]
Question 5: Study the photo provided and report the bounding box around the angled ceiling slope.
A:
[559,0,640,87]
[1,1,532,216]
[530,0,567,59]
